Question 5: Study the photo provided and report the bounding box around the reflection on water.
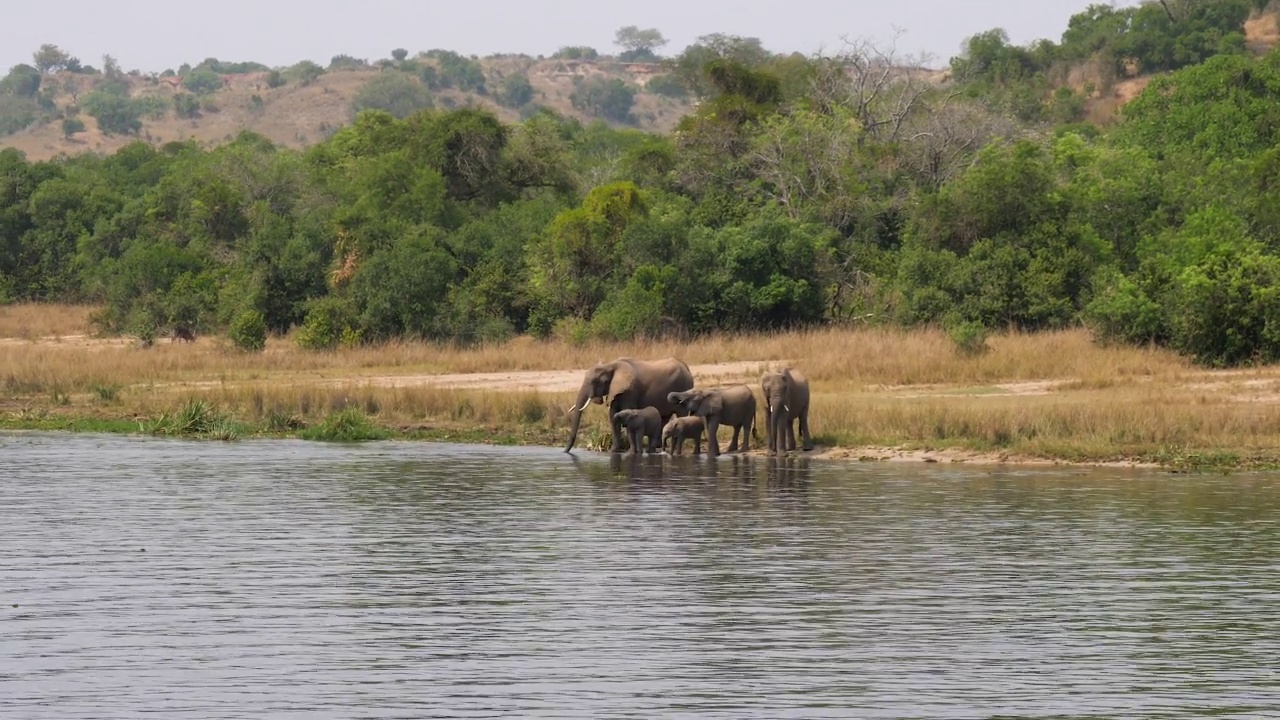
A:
[2,432,1279,719]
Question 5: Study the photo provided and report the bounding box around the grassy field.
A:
[3,303,1280,470]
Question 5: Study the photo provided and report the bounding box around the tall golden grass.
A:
[0,303,97,340]
[4,303,1280,466]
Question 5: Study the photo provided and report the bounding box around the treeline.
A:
[4,3,1280,366]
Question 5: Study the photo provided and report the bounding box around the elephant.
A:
[565,357,694,453]
[662,415,705,455]
[612,407,663,455]
[667,384,757,457]
[761,368,813,455]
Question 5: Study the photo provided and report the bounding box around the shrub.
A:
[228,309,268,351]
[296,296,358,350]
[61,117,85,137]
[947,320,990,357]
[298,407,389,442]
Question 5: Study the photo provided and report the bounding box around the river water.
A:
[2,432,1278,718]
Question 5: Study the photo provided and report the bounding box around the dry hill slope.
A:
[2,58,693,161]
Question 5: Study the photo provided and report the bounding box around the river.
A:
[2,432,1278,718]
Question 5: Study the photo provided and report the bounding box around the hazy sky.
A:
[4,0,1142,74]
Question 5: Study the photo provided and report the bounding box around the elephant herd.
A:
[563,357,814,457]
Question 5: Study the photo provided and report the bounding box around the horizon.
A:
[4,0,1143,75]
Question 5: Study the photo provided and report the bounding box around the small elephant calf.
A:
[611,407,663,455]
[662,415,705,455]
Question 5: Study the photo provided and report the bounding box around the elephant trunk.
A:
[564,385,592,452]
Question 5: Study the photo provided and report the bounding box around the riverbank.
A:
[3,304,1280,471]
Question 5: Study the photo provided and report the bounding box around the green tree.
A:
[495,72,534,108]
[173,94,201,118]
[81,91,142,135]
[391,48,409,62]
[351,73,432,119]
[570,77,636,123]
[182,69,224,95]
[32,44,71,74]
[287,60,325,86]
[615,26,668,62]
[61,116,85,138]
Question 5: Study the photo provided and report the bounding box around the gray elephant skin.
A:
[662,415,705,455]
[612,407,663,455]
[761,368,813,455]
[667,384,757,457]
[565,357,694,453]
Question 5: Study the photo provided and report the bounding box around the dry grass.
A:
[5,304,1280,467]
[0,304,98,340]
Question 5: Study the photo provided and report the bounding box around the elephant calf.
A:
[662,415,705,455]
[612,407,663,455]
[667,384,757,457]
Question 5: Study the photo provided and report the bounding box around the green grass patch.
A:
[297,407,390,442]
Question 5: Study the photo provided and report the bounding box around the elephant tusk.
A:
[769,405,774,413]
[785,405,790,413]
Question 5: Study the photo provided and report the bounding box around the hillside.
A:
[1,57,694,162]
[1079,8,1280,124]
[4,8,1280,161]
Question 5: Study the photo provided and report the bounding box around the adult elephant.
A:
[565,357,694,453]
[761,368,813,455]
[667,384,757,457]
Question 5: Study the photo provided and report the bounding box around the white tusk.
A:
[785,405,790,413]
[769,405,774,413]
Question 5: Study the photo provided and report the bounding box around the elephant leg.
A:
[706,418,721,457]
[693,434,702,454]
[786,419,797,452]
[727,423,740,453]
[799,412,814,451]
[610,412,625,453]
[628,428,641,456]
[764,409,776,455]
[742,417,752,453]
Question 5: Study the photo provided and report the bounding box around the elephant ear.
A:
[606,363,635,406]
[704,392,723,417]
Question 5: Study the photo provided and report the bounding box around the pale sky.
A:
[3,0,1142,74]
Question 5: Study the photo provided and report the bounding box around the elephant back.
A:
[635,357,694,416]
[716,384,757,423]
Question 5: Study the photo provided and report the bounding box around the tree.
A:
[81,91,142,135]
[808,32,933,144]
[351,73,432,119]
[61,117,85,138]
[32,44,71,74]
[391,48,409,62]
[570,77,636,123]
[495,72,534,108]
[670,33,773,97]
[615,26,668,62]
[102,54,123,80]
[182,69,223,95]
[173,94,201,118]
[1,65,42,97]
[287,60,325,86]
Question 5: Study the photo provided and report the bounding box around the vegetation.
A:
[5,4,1280,377]
[3,307,1280,468]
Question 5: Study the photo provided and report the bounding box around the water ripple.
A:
[2,432,1279,718]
